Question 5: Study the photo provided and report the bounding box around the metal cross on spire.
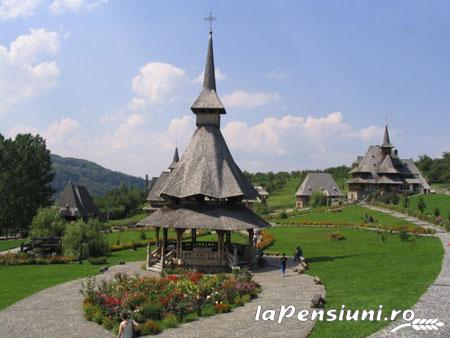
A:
[205,11,217,33]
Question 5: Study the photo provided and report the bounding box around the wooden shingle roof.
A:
[296,173,343,197]
[138,204,269,230]
[56,181,100,218]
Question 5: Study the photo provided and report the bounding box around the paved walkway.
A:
[0,258,324,338]
[367,206,450,338]
[0,247,20,255]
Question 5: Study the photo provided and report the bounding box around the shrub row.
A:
[274,221,435,235]
[0,253,74,266]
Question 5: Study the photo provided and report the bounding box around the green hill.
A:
[51,154,145,197]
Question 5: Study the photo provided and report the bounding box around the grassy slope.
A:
[0,239,24,252]
[104,213,148,228]
[267,176,302,210]
[0,247,147,310]
[408,194,450,217]
[266,227,443,338]
[274,205,415,228]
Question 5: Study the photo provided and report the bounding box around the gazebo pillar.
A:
[217,230,224,263]
[191,229,197,248]
[155,227,160,247]
[176,228,184,263]
[247,228,255,263]
[248,229,254,248]
[225,231,231,253]
[163,228,168,249]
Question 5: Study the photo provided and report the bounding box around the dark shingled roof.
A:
[161,125,259,200]
[347,126,430,189]
[168,147,180,170]
[191,32,226,115]
[296,173,343,197]
[137,204,270,230]
[378,155,399,174]
[146,171,171,202]
[56,181,100,218]
[381,124,394,148]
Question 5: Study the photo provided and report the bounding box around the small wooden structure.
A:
[295,173,343,208]
[56,180,100,221]
[139,28,269,272]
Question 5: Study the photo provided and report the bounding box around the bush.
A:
[399,229,409,241]
[62,220,109,259]
[30,208,66,238]
[88,257,108,265]
[232,266,252,282]
[434,207,440,217]
[328,232,345,241]
[200,305,215,317]
[139,230,146,240]
[183,312,199,323]
[140,320,161,335]
[214,303,231,314]
[417,198,426,213]
[309,191,328,208]
[280,210,288,219]
[161,313,179,329]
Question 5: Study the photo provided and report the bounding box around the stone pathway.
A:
[0,258,324,338]
[0,247,20,255]
[366,205,450,338]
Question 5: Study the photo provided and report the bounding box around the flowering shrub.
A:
[0,253,74,266]
[82,270,260,335]
[256,230,274,249]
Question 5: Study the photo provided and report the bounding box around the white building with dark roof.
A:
[295,173,343,208]
[347,124,430,201]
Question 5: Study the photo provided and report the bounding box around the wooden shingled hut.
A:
[56,180,100,221]
[138,28,269,272]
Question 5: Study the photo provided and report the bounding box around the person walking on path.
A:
[280,253,288,277]
[117,311,139,338]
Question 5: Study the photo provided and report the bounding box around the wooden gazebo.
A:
[138,27,269,271]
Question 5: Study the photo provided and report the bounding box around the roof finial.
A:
[205,10,216,33]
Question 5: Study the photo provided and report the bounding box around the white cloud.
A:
[194,68,225,83]
[0,0,42,20]
[267,70,286,80]
[130,62,188,109]
[222,90,280,108]
[49,0,108,14]
[222,112,385,172]
[45,117,81,143]
[0,28,61,114]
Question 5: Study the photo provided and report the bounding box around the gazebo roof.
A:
[137,204,270,230]
[160,125,258,200]
[146,171,171,202]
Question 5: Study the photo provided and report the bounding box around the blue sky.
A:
[0,0,449,177]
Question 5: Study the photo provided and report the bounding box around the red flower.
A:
[167,274,178,282]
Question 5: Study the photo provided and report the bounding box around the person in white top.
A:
[117,311,139,338]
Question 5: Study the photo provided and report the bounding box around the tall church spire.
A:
[191,13,226,126]
[381,123,393,149]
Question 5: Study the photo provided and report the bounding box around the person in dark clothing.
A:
[280,253,288,277]
[294,246,303,263]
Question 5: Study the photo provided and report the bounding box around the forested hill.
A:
[51,154,145,197]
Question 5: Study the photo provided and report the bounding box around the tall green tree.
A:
[0,133,54,236]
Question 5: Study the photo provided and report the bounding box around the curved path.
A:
[0,258,324,338]
[367,205,450,338]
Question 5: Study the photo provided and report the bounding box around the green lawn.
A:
[267,176,301,210]
[408,194,450,217]
[104,213,148,228]
[274,205,415,229]
[0,247,147,310]
[0,239,24,252]
[266,227,443,338]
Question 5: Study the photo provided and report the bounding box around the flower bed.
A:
[81,269,260,335]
